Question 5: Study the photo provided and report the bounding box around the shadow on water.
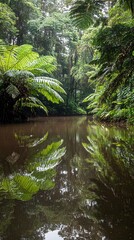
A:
[0,117,134,239]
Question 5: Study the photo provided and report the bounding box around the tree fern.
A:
[0,44,66,121]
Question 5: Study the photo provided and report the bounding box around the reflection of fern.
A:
[0,139,66,201]
[83,123,134,177]
[82,122,134,239]
[14,132,48,148]
[29,140,66,171]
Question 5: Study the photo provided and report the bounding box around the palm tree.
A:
[0,44,66,122]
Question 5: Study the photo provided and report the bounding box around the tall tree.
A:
[4,0,39,45]
[0,3,17,43]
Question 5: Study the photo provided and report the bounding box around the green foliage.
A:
[83,15,134,122]
[0,44,66,122]
[0,3,17,43]
[109,4,134,26]
[0,132,66,201]
[119,0,134,17]
[65,99,87,115]
[69,1,134,122]
[0,0,134,121]
[9,0,39,44]
[70,0,104,29]
[0,1,89,116]
[82,122,134,239]
[0,44,56,74]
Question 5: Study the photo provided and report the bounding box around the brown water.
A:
[0,116,134,240]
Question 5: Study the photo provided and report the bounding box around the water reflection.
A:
[0,117,134,240]
[83,122,134,240]
[0,129,66,201]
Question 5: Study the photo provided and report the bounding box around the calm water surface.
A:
[0,116,134,240]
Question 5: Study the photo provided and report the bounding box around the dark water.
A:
[0,116,134,240]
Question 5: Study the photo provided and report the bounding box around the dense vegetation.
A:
[0,0,133,122]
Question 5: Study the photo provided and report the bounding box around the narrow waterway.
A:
[0,116,134,240]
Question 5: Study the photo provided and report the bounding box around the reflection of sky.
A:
[45,230,63,240]
[37,227,64,240]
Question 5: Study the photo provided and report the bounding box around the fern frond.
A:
[0,45,17,72]
[33,140,66,171]
[38,86,64,103]
[70,0,104,29]
[0,44,66,118]
[33,76,66,103]
[25,56,56,75]
[0,45,56,75]
[15,97,48,114]
[6,83,20,99]
[35,77,66,93]
[15,132,48,148]
[5,70,34,79]
[10,45,39,70]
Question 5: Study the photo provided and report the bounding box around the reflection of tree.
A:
[83,122,134,240]
[1,118,133,239]
[0,116,88,239]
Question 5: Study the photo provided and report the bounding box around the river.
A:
[0,116,134,240]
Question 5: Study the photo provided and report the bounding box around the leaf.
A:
[15,97,48,114]
[28,140,66,173]
[15,132,48,148]
[14,175,39,194]
[35,77,66,93]
[70,0,104,29]
[6,84,20,99]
